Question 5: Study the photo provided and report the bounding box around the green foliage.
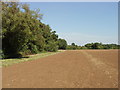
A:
[85,43,93,49]
[41,24,58,52]
[58,38,67,49]
[44,41,58,52]
[71,43,75,46]
[67,45,73,50]
[80,46,88,49]
[66,43,78,50]
[84,42,119,49]
[67,42,120,50]
[2,2,59,58]
[85,42,103,49]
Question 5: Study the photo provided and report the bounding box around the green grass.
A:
[0,51,63,67]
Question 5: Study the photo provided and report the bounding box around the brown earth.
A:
[2,50,118,88]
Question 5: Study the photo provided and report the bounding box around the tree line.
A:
[67,42,120,50]
[2,2,67,58]
[1,2,119,59]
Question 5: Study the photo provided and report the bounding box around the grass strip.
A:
[1,51,63,67]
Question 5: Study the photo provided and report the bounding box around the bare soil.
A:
[2,50,118,88]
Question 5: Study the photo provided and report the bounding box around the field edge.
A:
[1,50,65,67]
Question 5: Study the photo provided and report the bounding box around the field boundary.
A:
[1,50,65,67]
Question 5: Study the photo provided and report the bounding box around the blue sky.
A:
[25,2,118,45]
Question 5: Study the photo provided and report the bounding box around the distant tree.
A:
[71,43,75,46]
[66,43,78,50]
[66,45,73,50]
[85,42,103,49]
[81,46,88,49]
[118,45,120,49]
[92,42,102,49]
[85,43,93,49]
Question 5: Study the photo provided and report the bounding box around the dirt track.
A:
[2,50,118,88]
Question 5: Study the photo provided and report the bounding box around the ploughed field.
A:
[2,50,118,88]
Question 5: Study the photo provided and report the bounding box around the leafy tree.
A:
[66,45,73,50]
[84,42,119,49]
[58,38,67,49]
[44,41,58,52]
[41,24,58,52]
[80,46,88,49]
[71,43,75,46]
[2,2,30,58]
[66,43,78,50]
[2,2,59,58]
[85,43,93,49]
[92,42,103,49]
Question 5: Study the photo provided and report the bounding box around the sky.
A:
[24,2,118,45]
